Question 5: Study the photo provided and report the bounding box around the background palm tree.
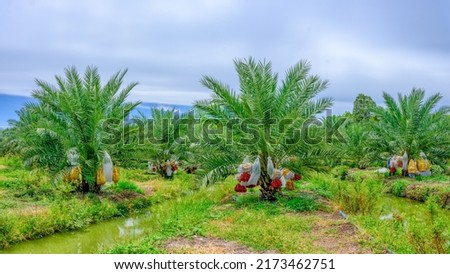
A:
[9,66,140,192]
[337,121,374,169]
[195,57,332,200]
[143,107,193,178]
[371,89,450,166]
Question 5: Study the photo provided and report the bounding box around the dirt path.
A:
[310,211,372,254]
[163,210,371,254]
[164,236,278,254]
[134,180,154,196]
[0,165,8,170]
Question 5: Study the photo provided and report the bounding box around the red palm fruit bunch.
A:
[170,161,178,171]
[239,172,251,182]
[234,184,247,193]
[271,178,282,189]
[293,173,302,181]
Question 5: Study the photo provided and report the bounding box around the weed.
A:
[331,166,349,180]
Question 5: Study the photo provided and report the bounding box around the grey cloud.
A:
[0,0,449,115]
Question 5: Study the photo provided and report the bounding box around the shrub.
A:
[391,180,410,197]
[334,178,383,215]
[332,166,349,180]
[347,169,380,182]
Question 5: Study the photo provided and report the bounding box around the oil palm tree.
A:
[195,57,333,200]
[144,107,192,178]
[338,121,374,168]
[371,89,450,166]
[10,66,140,192]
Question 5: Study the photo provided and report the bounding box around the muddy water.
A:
[0,211,152,254]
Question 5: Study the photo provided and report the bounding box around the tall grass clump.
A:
[309,173,383,214]
[334,178,383,214]
[391,180,410,197]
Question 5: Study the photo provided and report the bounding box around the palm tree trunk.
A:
[258,154,276,201]
[79,179,90,193]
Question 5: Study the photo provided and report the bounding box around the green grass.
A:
[111,180,145,195]
[306,171,450,254]
[0,156,23,169]
[309,173,383,215]
[415,173,449,182]
[0,196,125,248]
[391,180,410,197]
[107,177,352,254]
[121,168,156,182]
[353,196,450,254]
[107,177,227,254]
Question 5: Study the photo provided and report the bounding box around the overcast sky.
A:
[1,0,449,114]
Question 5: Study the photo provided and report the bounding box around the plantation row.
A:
[0,57,449,253]
[0,57,449,201]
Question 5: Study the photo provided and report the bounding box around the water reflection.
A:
[0,212,152,254]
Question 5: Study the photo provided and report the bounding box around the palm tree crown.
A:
[195,57,332,199]
[372,88,450,164]
[10,66,140,192]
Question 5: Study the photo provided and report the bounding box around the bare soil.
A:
[164,236,278,254]
[311,211,372,254]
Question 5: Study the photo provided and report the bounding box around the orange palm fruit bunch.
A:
[69,166,81,181]
[96,167,106,185]
[113,167,120,184]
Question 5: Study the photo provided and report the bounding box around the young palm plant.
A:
[371,89,450,166]
[195,57,332,200]
[10,66,140,192]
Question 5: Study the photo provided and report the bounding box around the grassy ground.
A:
[0,156,151,248]
[107,176,372,254]
[305,169,450,254]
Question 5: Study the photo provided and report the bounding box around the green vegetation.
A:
[108,176,365,254]
[391,180,410,197]
[370,89,450,165]
[0,156,149,248]
[352,93,377,122]
[338,123,374,169]
[112,180,145,195]
[305,170,450,253]
[353,195,450,253]
[309,173,383,215]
